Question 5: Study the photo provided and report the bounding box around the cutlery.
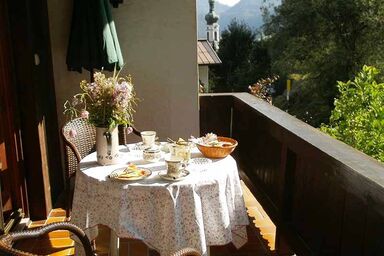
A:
[167,138,176,143]
[108,168,136,178]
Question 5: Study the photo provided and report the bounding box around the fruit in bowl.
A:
[195,136,238,158]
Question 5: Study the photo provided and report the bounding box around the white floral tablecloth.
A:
[71,145,249,256]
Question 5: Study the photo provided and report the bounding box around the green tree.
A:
[321,66,384,162]
[211,20,271,92]
[212,20,255,92]
[265,0,384,127]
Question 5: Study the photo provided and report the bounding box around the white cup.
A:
[141,131,156,147]
[165,156,184,178]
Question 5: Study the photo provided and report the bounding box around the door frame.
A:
[0,0,29,231]
[5,0,63,220]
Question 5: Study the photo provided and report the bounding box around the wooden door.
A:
[0,0,28,233]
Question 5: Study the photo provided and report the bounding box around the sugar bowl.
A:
[143,148,161,162]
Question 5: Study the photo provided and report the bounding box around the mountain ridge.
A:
[198,0,280,38]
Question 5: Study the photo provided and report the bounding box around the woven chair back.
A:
[62,118,96,179]
[118,125,141,145]
[172,248,201,256]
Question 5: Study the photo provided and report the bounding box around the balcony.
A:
[2,1,384,254]
[10,92,384,255]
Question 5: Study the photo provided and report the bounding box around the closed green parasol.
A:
[66,0,124,76]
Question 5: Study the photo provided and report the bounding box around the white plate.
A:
[109,167,152,181]
[158,169,190,181]
[190,157,212,165]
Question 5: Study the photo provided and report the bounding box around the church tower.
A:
[205,0,220,51]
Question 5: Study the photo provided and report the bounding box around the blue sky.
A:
[216,0,240,6]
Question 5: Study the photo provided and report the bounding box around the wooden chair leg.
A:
[66,178,71,219]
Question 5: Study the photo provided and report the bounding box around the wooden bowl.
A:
[195,136,238,158]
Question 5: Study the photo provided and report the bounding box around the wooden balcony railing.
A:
[200,93,384,255]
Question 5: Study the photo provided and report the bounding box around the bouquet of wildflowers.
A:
[64,70,137,130]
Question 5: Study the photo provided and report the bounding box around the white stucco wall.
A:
[48,0,199,140]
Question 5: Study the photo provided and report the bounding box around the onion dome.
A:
[205,0,219,25]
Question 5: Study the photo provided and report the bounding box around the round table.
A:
[71,144,249,256]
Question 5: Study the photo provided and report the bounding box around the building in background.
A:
[197,40,221,92]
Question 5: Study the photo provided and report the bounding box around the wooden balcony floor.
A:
[14,182,276,256]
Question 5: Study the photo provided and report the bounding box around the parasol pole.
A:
[90,68,94,82]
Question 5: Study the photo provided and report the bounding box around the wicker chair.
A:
[171,248,201,256]
[62,118,141,217]
[118,125,141,145]
[61,118,97,218]
[0,222,94,256]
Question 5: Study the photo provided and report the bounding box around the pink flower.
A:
[80,110,89,119]
[69,129,77,138]
[126,126,133,134]
[63,71,137,129]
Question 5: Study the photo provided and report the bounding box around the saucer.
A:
[158,169,190,181]
[130,142,151,151]
[190,157,212,165]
